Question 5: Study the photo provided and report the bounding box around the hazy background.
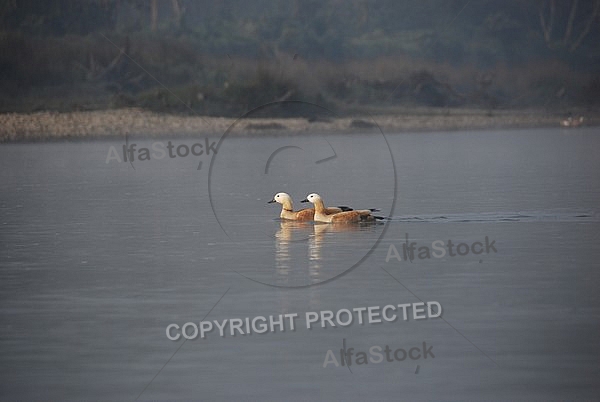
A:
[1,0,599,114]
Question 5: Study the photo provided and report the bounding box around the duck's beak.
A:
[267,199,276,204]
[300,198,309,203]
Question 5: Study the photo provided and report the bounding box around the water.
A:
[1,127,599,400]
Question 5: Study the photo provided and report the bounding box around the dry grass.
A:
[1,33,598,113]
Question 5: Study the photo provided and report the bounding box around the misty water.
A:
[1,127,599,400]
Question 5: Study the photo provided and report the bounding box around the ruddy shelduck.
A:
[268,192,352,221]
[301,193,383,223]
[561,116,584,127]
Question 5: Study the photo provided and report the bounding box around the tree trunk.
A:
[570,0,600,52]
[171,0,182,27]
[151,0,158,32]
[539,0,555,47]
[564,0,579,44]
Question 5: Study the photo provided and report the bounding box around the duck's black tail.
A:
[337,206,381,212]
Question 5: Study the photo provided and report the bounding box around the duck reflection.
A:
[308,223,327,280]
[274,221,312,280]
[275,220,379,283]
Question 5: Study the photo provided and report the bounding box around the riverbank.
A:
[0,107,597,143]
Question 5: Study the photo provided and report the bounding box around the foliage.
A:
[0,0,599,113]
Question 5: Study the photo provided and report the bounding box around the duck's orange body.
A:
[301,193,381,223]
[268,193,350,221]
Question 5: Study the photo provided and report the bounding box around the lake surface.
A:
[1,127,599,400]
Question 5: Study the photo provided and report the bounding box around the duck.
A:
[561,115,584,127]
[301,193,383,223]
[268,192,354,221]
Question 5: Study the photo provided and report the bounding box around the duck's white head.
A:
[300,193,322,204]
[268,192,293,205]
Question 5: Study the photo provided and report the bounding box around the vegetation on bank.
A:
[1,0,599,116]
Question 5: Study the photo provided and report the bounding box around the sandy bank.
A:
[0,108,597,142]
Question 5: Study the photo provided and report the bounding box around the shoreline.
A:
[0,108,597,143]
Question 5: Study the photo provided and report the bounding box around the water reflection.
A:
[274,221,312,282]
[275,220,381,285]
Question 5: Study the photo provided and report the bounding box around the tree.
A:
[539,0,600,52]
[149,0,184,31]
